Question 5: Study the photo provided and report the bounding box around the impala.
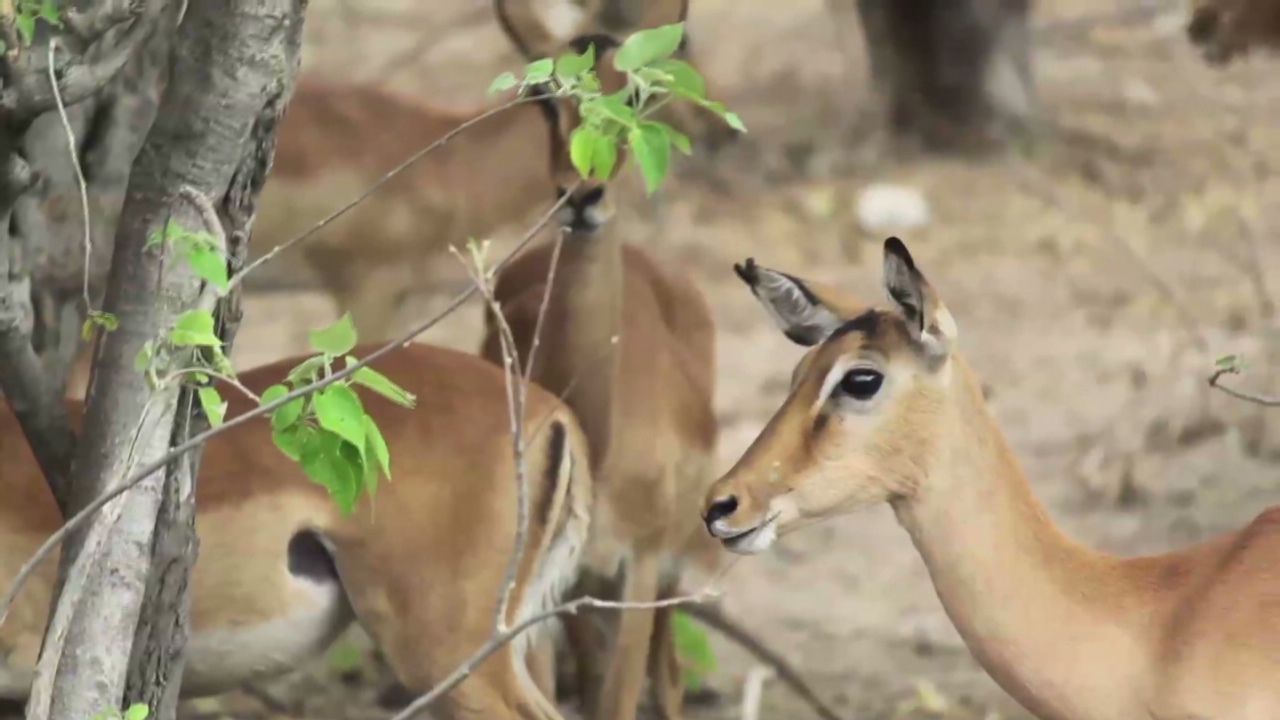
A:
[1187,0,1280,63]
[702,237,1280,720]
[2,343,592,720]
[245,40,591,342]
[480,12,722,720]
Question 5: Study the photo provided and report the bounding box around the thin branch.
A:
[228,94,547,289]
[47,38,94,314]
[1208,369,1280,407]
[388,589,721,720]
[0,187,576,628]
[681,601,844,720]
[162,367,261,403]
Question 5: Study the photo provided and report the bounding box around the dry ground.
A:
[44,0,1280,718]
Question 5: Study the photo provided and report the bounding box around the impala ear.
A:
[882,237,957,360]
[733,258,862,346]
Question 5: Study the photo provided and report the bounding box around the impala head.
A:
[703,238,959,554]
[1186,0,1280,63]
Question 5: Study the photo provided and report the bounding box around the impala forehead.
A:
[791,310,913,392]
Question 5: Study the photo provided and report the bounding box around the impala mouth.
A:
[712,514,780,555]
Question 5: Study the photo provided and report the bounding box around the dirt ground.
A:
[138,0,1280,718]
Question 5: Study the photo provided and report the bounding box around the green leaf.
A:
[592,132,619,181]
[628,122,671,195]
[198,386,227,427]
[1215,354,1242,370]
[314,385,366,452]
[169,310,222,348]
[16,13,36,45]
[555,44,595,79]
[38,0,60,26]
[524,57,554,84]
[581,93,637,129]
[262,383,306,431]
[488,71,518,95]
[286,355,328,387]
[652,58,705,99]
[326,639,366,674]
[346,358,417,408]
[184,243,229,293]
[134,341,154,373]
[723,111,747,133]
[613,23,684,72]
[272,423,315,462]
[123,705,150,720]
[82,310,119,341]
[299,430,361,514]
[569,125,598,180]
[364,415,391,482]
[668,127,692,156]
[309,313,358,356]
[672,610,717,691]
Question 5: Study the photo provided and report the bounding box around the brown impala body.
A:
[1,343,592,720]
[245,79,564,342]
[701,238,1280,720]
[1187,0,1280,63]
[481,13,722,720]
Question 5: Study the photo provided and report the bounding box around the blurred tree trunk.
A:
[850,0,1036,150]
[5,0,305,718]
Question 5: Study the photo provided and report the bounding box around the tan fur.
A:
[478,27,720,718]
[2,344,593,720]
[1187,0,1280,63]
[703,242,1280,720]
[243,80,566,342]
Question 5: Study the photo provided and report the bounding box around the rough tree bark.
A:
[21,1,306,718]
[0,0,151,511]
[846,0,1036,150]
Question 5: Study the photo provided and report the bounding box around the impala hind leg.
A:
[595,550,661,720]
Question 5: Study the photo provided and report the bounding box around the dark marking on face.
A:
[828,309,882,343]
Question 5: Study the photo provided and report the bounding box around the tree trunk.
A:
[853,0,1036,150]
[23,0,306,718]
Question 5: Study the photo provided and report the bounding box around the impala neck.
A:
[541,225,623,470]
[890,360,1153,720]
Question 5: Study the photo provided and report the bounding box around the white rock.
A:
[855,183,931,234]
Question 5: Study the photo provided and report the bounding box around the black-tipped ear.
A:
[883,237,925,333]
[881,237,956,359]
[734,258,843,346]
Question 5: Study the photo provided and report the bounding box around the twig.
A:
[740,665,774,720]
[229,94,547,289]
[1208,369,1280,407]
[162,367,261,403]
[388,589,720,720]
[0,187,576,629]
[47,38,94,315]
[682,601,845,720]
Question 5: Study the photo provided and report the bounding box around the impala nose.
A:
[703,495,739,534]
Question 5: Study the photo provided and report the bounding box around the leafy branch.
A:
[489,22,744,195]
[1209,355,1280,407]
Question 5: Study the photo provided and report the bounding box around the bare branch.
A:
[0,188,576,628]
[46,38,93,313]
[681,601,845,720]
[1209,369,1280,407]
[229,94,548,289]
[388,589,721,720]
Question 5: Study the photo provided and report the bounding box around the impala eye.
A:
[838,368,883,401]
